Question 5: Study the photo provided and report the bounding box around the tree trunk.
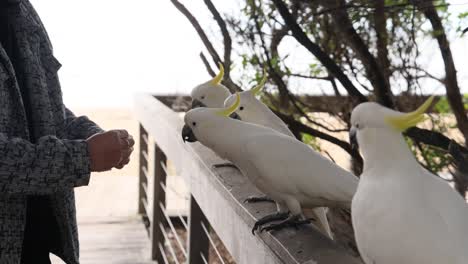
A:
[412,0,468,194]
[321,0,394,108]
[412,0,468,142]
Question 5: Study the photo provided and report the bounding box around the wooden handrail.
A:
[134,93,362,264]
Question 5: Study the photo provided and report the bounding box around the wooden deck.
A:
[51,217,154,264]
[49,216,153,264]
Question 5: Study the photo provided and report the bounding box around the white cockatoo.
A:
[224,75,334,238]
[350,96,468,264]
[190,64,232,109]
[182,94,358,233]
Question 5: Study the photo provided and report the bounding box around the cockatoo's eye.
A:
[200,96,205,100]
[239,106,244,111]
[355,123,360,129]
[192,122,197,127]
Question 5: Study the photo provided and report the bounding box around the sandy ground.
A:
[71,107,141,220]
[50,107,149,263]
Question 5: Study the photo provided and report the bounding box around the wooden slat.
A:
[141,182,148,197]
[201,222,226,264]
[142,150,149,162]
[142,199,151,222]
[160,181,167,193]
[160,160,169,175]
[160,202,187,258]
[158,243,170,264]
[141,166,149,179]
[159,223,181,264]
[138,124,149,215]
[150,144,168,263]
[134,93,362,264]
[177,211,188,230]
[142,133,149,145]
[72,217,154,264]
[187,195,209,264]
[200,253,208,264]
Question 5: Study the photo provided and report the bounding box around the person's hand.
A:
[86,130,134,172]
[115,132,135,169]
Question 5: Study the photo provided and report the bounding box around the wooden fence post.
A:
[138,124,148,215]
[151,143,167,262]
[187,195,210,264]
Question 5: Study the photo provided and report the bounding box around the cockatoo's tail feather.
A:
[385,96,435,131]
[216,93,240,117]
[250,71,267,96]
[210,63,225,85]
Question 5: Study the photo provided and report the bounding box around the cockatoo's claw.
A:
[212,163,238,169]
[243,196,275,204]
[260,216,310,233]
[251,212,290,235]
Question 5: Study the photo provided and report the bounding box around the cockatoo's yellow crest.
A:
[210,63,225,85]
[216,93,240,117]
[385,96,435,131]
[250,71,267,96]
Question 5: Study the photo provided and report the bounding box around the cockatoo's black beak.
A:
[229,112,241,120]
[191,99,206,109]
[349,127,359,150]
[182,124,198,143]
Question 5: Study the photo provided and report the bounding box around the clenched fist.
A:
[86,130,135,172]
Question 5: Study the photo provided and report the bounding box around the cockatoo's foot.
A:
[260,215,310,233]
[252,212,290,235]
[212,163,238,169]
[243,195,275,204]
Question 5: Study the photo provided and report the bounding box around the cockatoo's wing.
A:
[241,133,358,206]
[423,170,468,260]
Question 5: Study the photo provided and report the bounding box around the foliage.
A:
[301,133,322,152]
[172,0,468,187]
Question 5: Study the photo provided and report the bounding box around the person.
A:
[0,0,135,263]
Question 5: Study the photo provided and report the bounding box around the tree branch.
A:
[199,52,215,77]
[203,0,233,80]
[289,73,332,80]
[374,0,392,93]
[170,0,221,66]
[411,0,468,142]
[251,0,291,106]
[321,0,394,107]
[170,0,242,92]
[405,127,468,165]
[273,110,364,166]
[271,0,368,105]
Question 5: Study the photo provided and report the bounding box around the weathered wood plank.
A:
[150,144,168,262]
[134,93,362,264]
[51,217,155,264]
[138,124,149,215]
[187,195,210,264]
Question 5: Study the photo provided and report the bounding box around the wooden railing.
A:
[134,93,362,264]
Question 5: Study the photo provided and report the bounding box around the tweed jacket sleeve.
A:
[0,133,92,194]
[0,65,93,194]
[63,108,104,140]
[0,0,106,195]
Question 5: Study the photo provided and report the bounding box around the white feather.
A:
[184,109,358,227]
[351,102,468,264]
[224,91,339,238]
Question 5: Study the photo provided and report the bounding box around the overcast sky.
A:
[30,0,468,108]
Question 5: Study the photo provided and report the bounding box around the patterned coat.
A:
[0,0,103,263]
